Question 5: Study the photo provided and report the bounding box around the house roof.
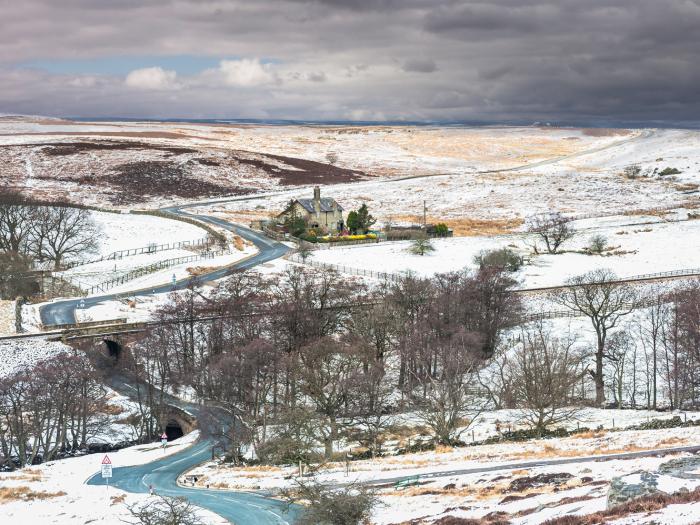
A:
[295,197,343,213]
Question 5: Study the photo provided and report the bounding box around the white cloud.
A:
[218,58,277,87]
[125,67,178,90]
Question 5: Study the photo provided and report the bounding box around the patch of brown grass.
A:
[542,486,700,525]
[509,442,648,461]
[110,494,127,505]
[657,436,687,446]
[572,430,608,439]
[237,465,283,473]
[2,469,43,482]
[581,128,632,137]
[233,236,245,251]
[187,265,218,276]
[102,403,127,416]
[0,486,66,503]
[391,215,523,236]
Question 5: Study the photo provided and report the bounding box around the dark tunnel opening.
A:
[165,420,184,441]
[103,339,122,360]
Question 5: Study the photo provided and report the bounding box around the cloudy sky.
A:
[1,0,700,123]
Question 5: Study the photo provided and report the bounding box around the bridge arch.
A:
[103,338,123,361]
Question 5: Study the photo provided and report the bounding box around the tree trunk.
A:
[595,342,605,406]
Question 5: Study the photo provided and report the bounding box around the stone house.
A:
[278,186,344,233]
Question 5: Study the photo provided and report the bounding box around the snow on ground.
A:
[102,244,257,296]
[201,128,700,235]
[60,248,203,290]
[0,339,72,378]
[611,501,700,525]
[186,422,700,524]
[74,292,173,324]
[90,211,206,258]
[372,454,700,525]
[0,431,226,525]
[187,410,700,491]
[306,214,700,288]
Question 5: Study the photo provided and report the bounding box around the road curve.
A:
[86,439,296,524]
[39,207,289,327]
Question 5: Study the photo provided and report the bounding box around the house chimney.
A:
[313,186,321,216]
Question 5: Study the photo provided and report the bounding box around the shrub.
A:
[433,223,450,237]
[474,248,524,272]
[659,167,681,176]
[281,479,378,525]
[256,435,315,465]
[587,234,608,254]
[409,237,435,256]
[622,164,642,179]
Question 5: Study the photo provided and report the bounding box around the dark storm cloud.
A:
[1,0,700,123]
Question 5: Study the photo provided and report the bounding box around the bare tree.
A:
[552,269,637,406]
[296,240,314,262]
[124,495,204,525]
[31,207,99,269]
[510,324,584,434]
[297,338,362,460]
[413,330,483,444]
[478,339,518,410]
[281,477,378,525]
[636,289,670,409]
[0,251,38,299]
[527,212,576,254]
[605,330,634,409]
[0,191,35,254]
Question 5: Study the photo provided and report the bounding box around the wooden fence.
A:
[286,254,403,282]
[86,248,233,295]
[62,237,213,270]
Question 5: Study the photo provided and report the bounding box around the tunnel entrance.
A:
[165,420,184,441]
[103,339,122,360]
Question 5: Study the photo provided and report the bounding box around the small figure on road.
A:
[149,484,154,496]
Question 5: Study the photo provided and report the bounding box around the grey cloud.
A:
[1,0,700,124]
[401,58,437,73]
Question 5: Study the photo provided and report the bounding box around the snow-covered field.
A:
[0,431,226,525]
[306,212,700,288]
[187,420,700,525]
[91,211,206,256]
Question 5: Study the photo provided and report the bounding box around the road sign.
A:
[101,454,112,478]
[161,433,168,447]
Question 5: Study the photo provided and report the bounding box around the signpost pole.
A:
[101,454,113,501]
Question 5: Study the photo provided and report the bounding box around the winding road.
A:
[40,204,293,524]
[39,207,289,326]
[86,371,299,524]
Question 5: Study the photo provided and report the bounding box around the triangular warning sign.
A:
[161,433,168,439]
[102,455,111,465]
